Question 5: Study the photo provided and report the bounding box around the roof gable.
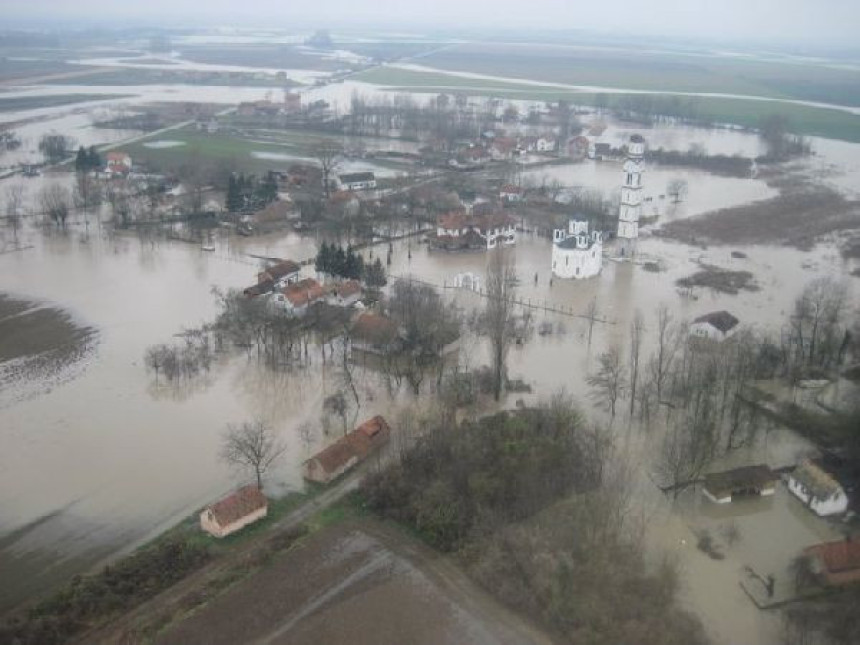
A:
[207,485,267,527]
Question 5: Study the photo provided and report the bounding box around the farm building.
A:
[690,311,740,342]
[702,465,778,504]
[303,415,391,484]
[199,485,268,538]
[788,460,849,516]
[803,538,860,587]
[257,259,301,288]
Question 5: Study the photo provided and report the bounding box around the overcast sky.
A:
[5,0,859,49]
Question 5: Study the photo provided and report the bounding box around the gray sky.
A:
[5,0,860,48]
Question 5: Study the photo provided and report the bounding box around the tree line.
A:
[314,242,387,287]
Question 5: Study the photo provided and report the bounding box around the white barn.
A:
[788,461,849,517]
[690,311,740,342]
[551,220,603,279]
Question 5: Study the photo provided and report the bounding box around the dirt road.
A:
[156,519,557,645]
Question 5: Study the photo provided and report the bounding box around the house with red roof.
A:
[303,416,391,484]
[328,279,362,308]
[199,485,268,538]
[803,538,860,587]
[271,277,326,316]
[105,152,132,176]
[257,259,301,289]
[500,184,524,203]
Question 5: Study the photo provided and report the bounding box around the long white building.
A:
[552,220,603,279]
[617,134,645,258]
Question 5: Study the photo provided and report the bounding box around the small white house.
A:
[788,461,849,517]
[551,220,603,280]
[338,171,376,191]
[200,485,268,538]
[535,136,557,153]
[690,311,739,342]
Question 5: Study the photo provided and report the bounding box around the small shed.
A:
[200,485,268,538]
[303,415,391,484]
[803,538,860,587]
[788,460,849,516]
[702,465,778,504]
[690,311,740,342]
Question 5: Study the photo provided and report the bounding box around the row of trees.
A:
[314,242,387,287]
[225,172,278,213]
[74,146,102,173]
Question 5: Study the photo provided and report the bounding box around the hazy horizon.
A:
[3,0,860,51]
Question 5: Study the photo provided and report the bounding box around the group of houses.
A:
[199,415,391,538]
[242,259,364,318]
[701,460,857,588]
[236,93,303,118]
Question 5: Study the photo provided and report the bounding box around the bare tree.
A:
[628,310,644,417]
[313,140,342,199]
[484,249,517,401]
[666,178,689,203]
[584,296,599,347]
[39,184,71,228]
[74,172,102,221]
[323,391,350,435]
[588,347,627,420]
[788,277,849,373]
[4,183,24,239]
[220,420,286,490]
[650,303,679,404]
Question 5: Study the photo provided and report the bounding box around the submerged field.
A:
[356,66,860,142]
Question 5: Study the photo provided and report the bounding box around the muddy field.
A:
[154,519,553,645]
[660,179,860,249]
[0,293,97,408]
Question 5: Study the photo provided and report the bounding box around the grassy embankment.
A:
[0,94,133,113]
[119,125,413,175]
[355,66,860,143]
[0,488,335,645]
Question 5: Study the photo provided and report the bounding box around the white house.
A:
[690,311,740,342]
[434,211,516,250]
[535,136,557,153]
[788,461,849,516]
[551,220,603,280]
[338,171,376,191]
[200,485,268,538]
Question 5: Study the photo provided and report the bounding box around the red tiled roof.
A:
[106,152,130,162]
[437,210,469,231]
[307,416,391,477]
[283,277,325,307]
[810,539,860,574]
[336,280,361,298]
[262,259,301,281]
[207,485,267,527]
[351,312,398,344]
[500,184,523,194]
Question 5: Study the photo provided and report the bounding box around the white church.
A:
[551,219,603,279]
[617,134,645,258]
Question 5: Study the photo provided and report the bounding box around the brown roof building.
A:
[804,538,860,587]
[303,415,391,484]
[702,465,778,504]
[200,485,268,538]
[258,259,301,286]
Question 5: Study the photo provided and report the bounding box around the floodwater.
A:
[1,62,860,645]
[524,160,777,221]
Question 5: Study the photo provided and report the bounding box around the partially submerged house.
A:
[338,171,377,191]
[350,312,399,356]
[788,460,849,516]
[690,311,740,342]
[200,485,268,538]
[257,259,301,289]
[433,210,516,251]
[271,277,326,316]
[803,537,860,587]
[105,151,132,176]
[499,184,524,203]
[328,280,362,308]
[303,415,391,484]
[702,465,778,504]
